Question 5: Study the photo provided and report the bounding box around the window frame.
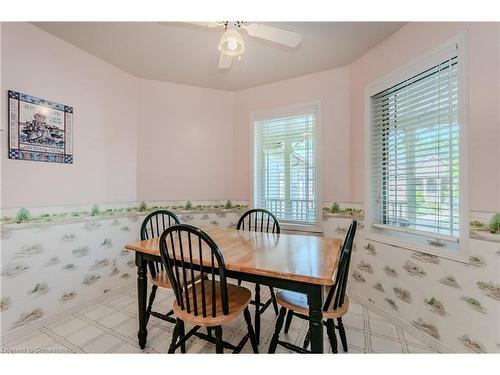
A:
[250,101,322,233]
[364,32,469,262]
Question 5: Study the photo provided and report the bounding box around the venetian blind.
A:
[254,108,318,224]
[371,54,460,239]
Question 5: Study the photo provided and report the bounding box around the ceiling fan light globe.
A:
[227,40,238,51]
[218,29,245,56]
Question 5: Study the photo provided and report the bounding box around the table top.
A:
[125,227,342,286]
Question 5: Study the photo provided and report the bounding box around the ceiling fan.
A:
[181,22,302,70]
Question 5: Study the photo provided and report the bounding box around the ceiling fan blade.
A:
[218,53,232,69]
[186,22,221,28]
[159,22,222,29]
[243,23,302,47]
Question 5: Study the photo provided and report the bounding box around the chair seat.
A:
[149,270,202,289]
[173,281,252,327]
[276,290,349,319]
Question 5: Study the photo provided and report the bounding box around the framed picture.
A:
[8,90,73,164]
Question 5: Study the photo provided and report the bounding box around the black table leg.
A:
[254,283,261,345]
[307,285,324,353]
[136,252,148,349]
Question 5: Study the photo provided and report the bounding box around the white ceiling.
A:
[33,22,405,91]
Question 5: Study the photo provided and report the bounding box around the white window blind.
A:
[371,54,460,239]
[253,107,318,225]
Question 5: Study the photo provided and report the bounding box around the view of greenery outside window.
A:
[371,55,459,238]
[253,109,318,226]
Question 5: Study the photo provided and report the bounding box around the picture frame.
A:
[8,90,73,164]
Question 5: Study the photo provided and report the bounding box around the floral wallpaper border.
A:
[322,202,500,244]
[3,200,499,243]
[1,200,249,227]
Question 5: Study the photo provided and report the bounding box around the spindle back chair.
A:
[268,221,357,354]
[141,209,181,239]
[323,221,356,313]
[236,208,281,234]
[236,208,281,344]
[160,224,229,318]
[139,210,181,324]
[159,224,258,353]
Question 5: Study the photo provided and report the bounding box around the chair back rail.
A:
[140,210,181,276]
[323,221,357,312]
[237,208,280,234]
[159,224,230,318]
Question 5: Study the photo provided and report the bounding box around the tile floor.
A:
[2,284,438,354]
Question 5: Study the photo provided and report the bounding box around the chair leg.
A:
[238,279,242,286]
[146,285,158,324]
[284,309,294,334]
[269,287,279,315]
[303,328,311,350]
[243,307,259,353]
[254,283,261,345]
[337,317,348,352]
[326,319,338,353]
[214,326,223,354]
[168,320,180,353]
[268,306,287,353]
[179,319,186,353]
[207,327,212,338]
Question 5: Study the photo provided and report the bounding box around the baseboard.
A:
[1,282,135,345]
[349,290,455,353]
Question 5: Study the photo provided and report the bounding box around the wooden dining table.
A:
[125,226,342,353]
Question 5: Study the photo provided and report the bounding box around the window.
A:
[253,104,320,230]
[365,34,468,260]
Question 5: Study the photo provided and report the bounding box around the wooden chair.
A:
[159,224,259,354]
[268,221,357,354]
[140,210,183,325]
[236,208,280,343]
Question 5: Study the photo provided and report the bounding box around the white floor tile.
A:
[346,344,365,354]
[407,344,437,353]
[184,339,216,354]
[402,331,430,347]
[9,331,56,350]
[107,294,136,308]
[49,317,90,337]
[345,328,366,348]
[111,342,146,353]
[97,311,131,328]
[370,335,404,353]
[286,314,306,331]
[275,346,294,354]
[348,301,365,316]
[341,314,365,330]
[65,326,105,346]
[146,324,171,345]
[156,290,175,303]
[122,302,139,314]
[45,341,72,353]
[82,334,123,353]
[82,305,116,321]
[368,319,399,339]
[7,285,439,355]
[366,310,386,322]
[114,318,139,338]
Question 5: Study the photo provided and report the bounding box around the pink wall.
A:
[2,22,499,212]
[1,22,138,208]
[136,79,236,202]
[349,22,500,212]
[233,67,352,203]
[1,23,240,208]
